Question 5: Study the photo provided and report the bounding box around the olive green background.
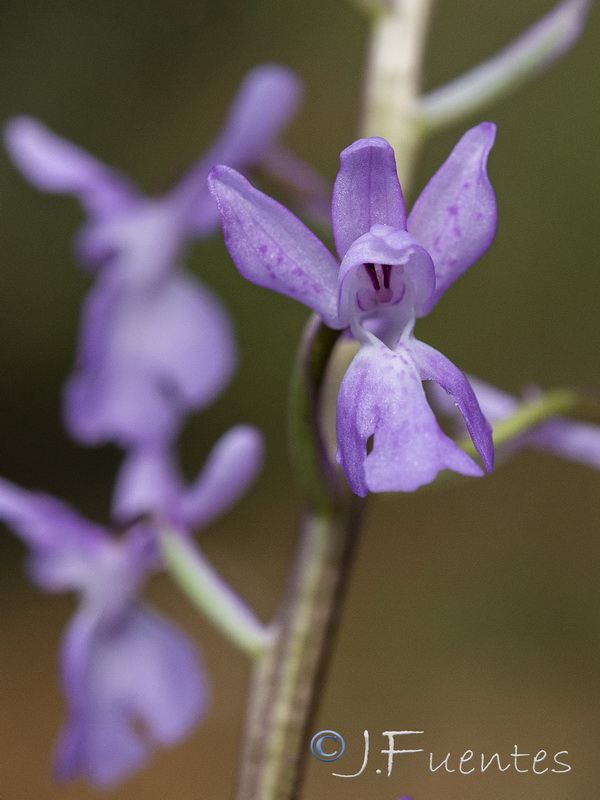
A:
[1,1,599,798]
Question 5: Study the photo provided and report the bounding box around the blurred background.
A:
[0,1,599,798]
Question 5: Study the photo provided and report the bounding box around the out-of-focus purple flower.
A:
[430,376,600,470]
[63,265,235,448]
[0,425,263,785]
[208,124,498,495]
[112,424,265,527]
[5,65,312,448]
[0,478,204,786]
[5,65,305,273]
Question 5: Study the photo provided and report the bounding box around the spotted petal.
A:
[208,166,341,327]
[407,122,497,310]
[172,64,303,235]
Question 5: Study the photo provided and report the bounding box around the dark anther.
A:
[382,264,392,289]
[364,263,380,290]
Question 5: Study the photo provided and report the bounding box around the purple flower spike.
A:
[0,478,207,787]
[209,124,498,494]
[5,64,308,449]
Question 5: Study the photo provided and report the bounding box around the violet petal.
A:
[180,425,264,530]
[407,122,497,311]
[0,478,106,591]
[171,64,303,235]
[336,338,482,496]
[74,200,185,285]
[64,270,236,448]
[407,338,494,473]
[55,604,207,787]
[332,137,406,259]
[112,447,184,525]
[208,165,341,327]
[4,116,138,219]
[433,375,600,471]
[260,143,332,224]
[529,418,600,468]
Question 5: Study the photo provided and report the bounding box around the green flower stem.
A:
[288,315,344,515]
[160,529,272,659]
[233,505,363,800]
[232,316,363,800]
[361,0,434,186]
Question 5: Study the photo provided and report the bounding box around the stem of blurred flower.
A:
[160,529,273,659]
[362,0,433,187]
[232,4,434,798]
[415,0,591,134]
[458,388,600,457]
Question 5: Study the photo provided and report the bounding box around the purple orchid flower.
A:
[208,124,497,495]
[0,479,201,787]
[4,65,308,449]
[62,264,235,448]
[5,65,305,271]
[111,424,265,528]
[430,376,600,470]
[0,426,263,786]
